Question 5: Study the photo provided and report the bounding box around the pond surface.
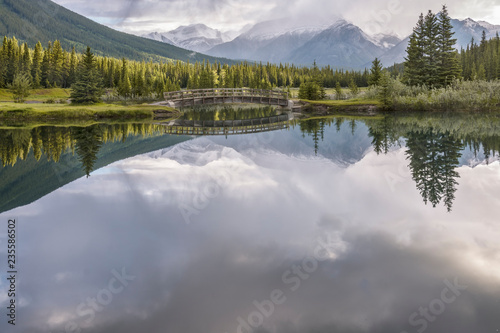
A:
[0,110,499,333]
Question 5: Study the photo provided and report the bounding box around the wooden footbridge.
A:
[156,114,291,136]
[164,88,289,107]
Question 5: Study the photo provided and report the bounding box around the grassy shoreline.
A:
[0,101,179,127]
[293,98,382,117]
[2,81,500,127]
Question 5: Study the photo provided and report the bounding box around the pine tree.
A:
[8,73,31,103]
[21,43,32,77]
[68,46,77,86]
[368,58,382,86]
[348,78,359,97]
[422,10,439,86]
[5,37,19,84]
[335,81,343,100]
[41,45,50,87]
[298,81,324,100]
[437,5,461,86]
[70,47,104,104]
[404,14,426,86]
[31,42,43,88]
[497,51,500,79]
[378,71,393,109]
[117,58,132,98]
[49,40,64,87]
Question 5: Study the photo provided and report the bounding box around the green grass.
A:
[299,98,381,106]
[324,87,369,95]
[0,101,178,126]
[0,88,72,102]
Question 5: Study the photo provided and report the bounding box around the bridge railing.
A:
[164,88,288,102]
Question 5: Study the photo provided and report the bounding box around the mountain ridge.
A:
[0,0,234,64]
[144,17,500,68]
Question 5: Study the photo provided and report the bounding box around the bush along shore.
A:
[366,79,500,112]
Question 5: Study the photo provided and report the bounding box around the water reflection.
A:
[299,113,500,211]
[1,120,499,333]
[0,124,190,213]
[1,112,500,214]
[0,123,171,172]
[180,104,279,121]
[1,111,500,333]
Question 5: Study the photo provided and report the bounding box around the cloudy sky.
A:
[51,0,500,36]
[1,121,500,333]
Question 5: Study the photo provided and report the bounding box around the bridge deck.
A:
[164,88,289,107]
[155,114,290,136]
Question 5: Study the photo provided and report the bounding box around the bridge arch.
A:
[164,88,290,108]
[155,114,292,136]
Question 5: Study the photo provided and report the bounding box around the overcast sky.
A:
[51,0,500,36]
[2,124,500,333]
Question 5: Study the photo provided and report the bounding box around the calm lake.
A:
[0,107,499,333]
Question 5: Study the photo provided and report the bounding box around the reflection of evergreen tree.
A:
[367,116,398,154]
[334,118,344,133]
[440,135,462,211]
[349,119,357,135]
[0,123,169,170]
[405,129,463,212]
[299,119,327,155]
[182,105,277,121]
[73,126,103,177]
[31,127,43,161]
[406,130,431,204]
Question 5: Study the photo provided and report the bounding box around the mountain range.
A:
[1,0,499,69]
[144,17,500,69]
[143,24,244,53]
[0,0,233,64]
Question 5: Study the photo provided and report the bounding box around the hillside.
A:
[0,128,191,214]
[0,0,233,63]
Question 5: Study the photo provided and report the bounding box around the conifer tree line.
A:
[460,31,500,81]
[0,36,371,99]
[404,5,461,87]
[0,123,169,167]
[403,5,500,86]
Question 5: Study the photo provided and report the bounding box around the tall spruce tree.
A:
[31,42,43,88]
[405,8,462,86]
[404,14,426,86]
[437,5,461,86]
[68,47,77,87]
[422,10,439,86]
[70,47,104,104]
[368,58,383,86]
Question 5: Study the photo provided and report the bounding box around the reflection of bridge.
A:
[156,114,291,136]
[164,88,289,107]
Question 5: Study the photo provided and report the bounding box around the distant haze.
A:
[52,0,500,37]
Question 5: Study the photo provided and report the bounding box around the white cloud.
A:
[52,0,500,36]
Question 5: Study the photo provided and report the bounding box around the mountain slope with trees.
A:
[0,0,232,64]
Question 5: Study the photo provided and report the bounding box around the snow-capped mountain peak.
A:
[142,16,499,69]
[240,17,342,42]
[142,24,237,53]
[368,33,403,49]
[477,20,500,33]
